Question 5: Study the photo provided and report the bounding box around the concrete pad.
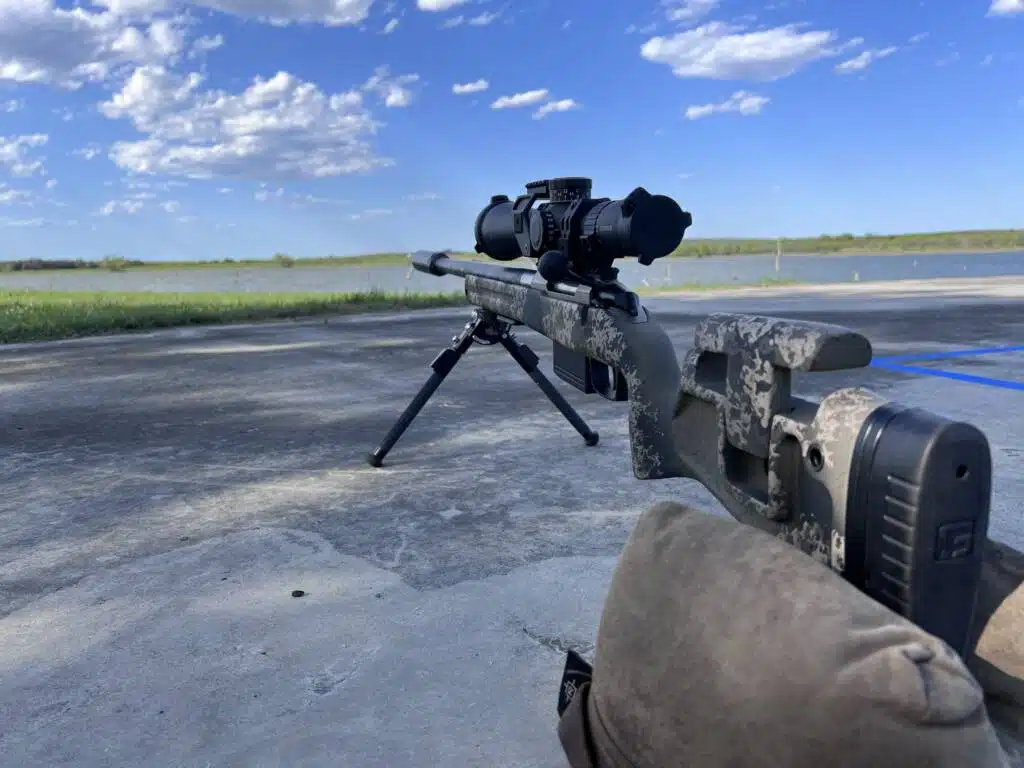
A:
[0,276,1022,766]
[1,527,600,767]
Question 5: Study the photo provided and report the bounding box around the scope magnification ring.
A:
[530,206,558,252]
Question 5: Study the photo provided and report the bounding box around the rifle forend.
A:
[412,250,993,658]
[414,250,684,480]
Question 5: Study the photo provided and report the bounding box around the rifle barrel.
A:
[410,251,537,286]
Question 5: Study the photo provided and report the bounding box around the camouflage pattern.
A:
[463,272,685,481]
[771,387,889,570]
[689,313,873,458]
[464,274,530,334]
[673,315,880,557]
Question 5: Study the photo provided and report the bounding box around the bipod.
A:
[367,308,599,467]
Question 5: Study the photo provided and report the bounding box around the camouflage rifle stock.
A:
[407,249,993,660]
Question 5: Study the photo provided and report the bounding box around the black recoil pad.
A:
[846,404,992,658]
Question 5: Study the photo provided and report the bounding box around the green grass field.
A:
[0,289,468,344]
[0,278,804,343]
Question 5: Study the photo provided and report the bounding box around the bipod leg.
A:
[497,331,599,447]
[367,312,483,467]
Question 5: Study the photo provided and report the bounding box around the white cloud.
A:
[438,11,496,27]
[347,207,392,220]
[91,0,171,16]
[72,144,103,160]
[99,66,393,181]
[188,34,224,58]
[417,0,469,10]
[988,0,1024,16]
[0,216,43,227]
[626,22,659,35]
[362,66,419,107]
[0,134,48,176]
[491,89,549,109]
[382,18,400,34]
[1,0,372,93]
[405,192,440,201]
[664,0,719,24]
[835,46,898,74]
[45,178,57,189]
[468,11,500,26]
[641,22,845,81]
[909,32,929,44]
[2,98,24,112]
[160,199,180,212]
[252,183,273,201]
[0,2,188,88]
[186,0,375,26]
[98,199,145,215]
[295,193,348,205]
[0,183,33,204]
[218,186,232,193]
[110,17,185,61]
[532,98,580,119]
[452,78,488,94]
[685,91,769,119]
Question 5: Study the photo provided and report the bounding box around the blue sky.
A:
[0,0,1022,261]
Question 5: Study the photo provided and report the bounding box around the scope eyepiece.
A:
[581,188,692,266]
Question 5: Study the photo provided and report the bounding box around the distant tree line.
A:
[671,230,1024,258]
[0,255,148,272]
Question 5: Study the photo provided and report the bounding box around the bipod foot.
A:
[495,327,600,447]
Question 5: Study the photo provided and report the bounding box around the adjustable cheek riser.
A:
[674,313,876,558]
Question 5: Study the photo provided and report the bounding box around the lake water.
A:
[0,251,1020,294]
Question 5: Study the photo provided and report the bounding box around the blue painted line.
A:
[871,361,1024,391]
[874,345,1024,363]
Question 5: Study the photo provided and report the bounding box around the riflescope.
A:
[473,177,692,284]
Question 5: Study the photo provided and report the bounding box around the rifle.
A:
[367,177,992,659]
